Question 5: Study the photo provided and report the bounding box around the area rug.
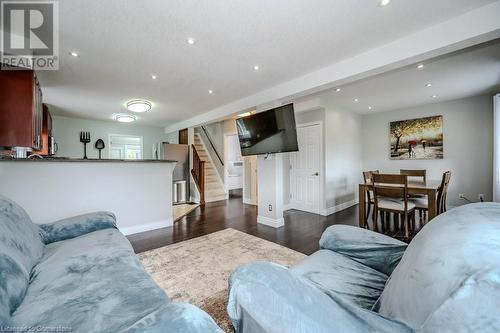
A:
[138,228,306,332]
[173,203,199,222]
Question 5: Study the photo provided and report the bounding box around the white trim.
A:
[243,198,256,206]
[289,121,324,215]
[321,200,358,217]
[257,215,285,228]
[119,218,173,236]
[494,93,500,202]
[283,203,293,211]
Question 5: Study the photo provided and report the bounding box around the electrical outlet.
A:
[478,194,485,202]
[268,204,273,211]
[459,194,465,199]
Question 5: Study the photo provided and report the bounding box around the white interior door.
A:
[290,123,321,214]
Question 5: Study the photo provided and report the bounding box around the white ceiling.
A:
[317,41,500,114]
[38,0,498,126]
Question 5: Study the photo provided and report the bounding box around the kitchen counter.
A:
[0,157,177,163]
[0,159,177,235]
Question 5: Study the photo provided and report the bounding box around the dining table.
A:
[358,179,442,228]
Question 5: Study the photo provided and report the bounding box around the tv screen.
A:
[236,104,298,156]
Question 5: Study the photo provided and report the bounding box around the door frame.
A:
[289,121,324,215]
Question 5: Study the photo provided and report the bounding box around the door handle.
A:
[313,172,319,176]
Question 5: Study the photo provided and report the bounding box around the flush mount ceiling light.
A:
[335,88,341,92]
[368,106,373,110]
[253,65,260,71]
[417,64,425,69]
[432,95,438,99]
[151,75,157,80]
[114,114,136,123]
[379,0,391,7]
[426,83,432,87]
[70,51,79,57]
[187,38,196,45]
[353,98,359,102]
[126,99,152,113]
[208,89,213,94]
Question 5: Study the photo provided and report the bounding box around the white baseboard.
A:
[283,203,292,211]
[243,197,256,205]
[257,215,285,228]
[119,218,173,236]
[321,200,358,217]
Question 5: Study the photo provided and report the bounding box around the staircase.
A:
[193,133,227,202]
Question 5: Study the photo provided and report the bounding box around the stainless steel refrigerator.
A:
[155,143,190,204]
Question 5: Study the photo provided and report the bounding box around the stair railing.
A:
[191,144,205,206]
[201,125,224,166]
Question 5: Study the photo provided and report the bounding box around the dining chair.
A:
[409,171,452,226]
[400,169,427,223]
[362,170,379,228]
[372,174,416,239]
[400,169,427,182]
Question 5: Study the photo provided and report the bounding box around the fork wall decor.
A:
[79,131,91,159]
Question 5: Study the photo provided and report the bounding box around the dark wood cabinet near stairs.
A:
[0,69,43,151]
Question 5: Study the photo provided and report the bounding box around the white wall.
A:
[0,161,175,235]
[165,131,178,144]
[52,116,172,159]
[322,98,363,211]
[289,105,362,214]
[362,94,494,206]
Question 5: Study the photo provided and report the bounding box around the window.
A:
[109,134,143,160]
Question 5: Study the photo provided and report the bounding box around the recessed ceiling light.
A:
[208,89,213,94]
[432,95,438,99]
[426,83,432,87]
[417,64,425,69]
[253,65,260,71]
[379,0,391,7]
[126,99,152,113]
[151,75,157,80]
[114,114,136,123]
[354,98,359,102]
[70,51,79,57]
[335,88,341,92]
[368,106,373,110]
[187,38,195,45]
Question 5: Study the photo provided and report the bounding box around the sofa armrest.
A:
[228,262,411,333]
[39,211,117,244]
[319,225,407,276]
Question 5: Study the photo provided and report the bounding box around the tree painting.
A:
[390,115,443,160]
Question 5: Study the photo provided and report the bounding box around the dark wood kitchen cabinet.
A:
[0,69,43,150]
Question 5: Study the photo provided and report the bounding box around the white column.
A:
[494,94,500,202]
[257,154,284,227]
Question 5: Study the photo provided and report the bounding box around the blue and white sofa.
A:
[0,195,222,333]
[228,203,500,333]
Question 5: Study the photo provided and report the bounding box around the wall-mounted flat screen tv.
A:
[236,104,298,156]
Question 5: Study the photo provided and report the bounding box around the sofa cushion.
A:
[291,250,389,309]
[11,228,170,332]
[0,196,44,324]
[374,203,500,329]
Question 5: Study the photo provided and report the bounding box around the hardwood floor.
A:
[128,193,359,255]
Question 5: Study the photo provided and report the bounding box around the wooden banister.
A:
[191,144,206,206]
